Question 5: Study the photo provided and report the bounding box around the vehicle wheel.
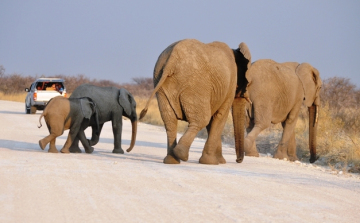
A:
[30,106,37,114]
[25,103,30,114]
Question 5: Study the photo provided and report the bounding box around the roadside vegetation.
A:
[0,65,359,173]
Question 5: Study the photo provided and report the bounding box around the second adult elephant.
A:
[239,60,322,163]
[140,39,251,165]
[69,84,137,154]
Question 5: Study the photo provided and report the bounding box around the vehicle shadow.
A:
[0,110,29,115]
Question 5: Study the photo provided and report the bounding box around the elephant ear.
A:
[239,42,251,68]
[80,98,96,119]
[234,42,252,98]
[297,63,322,107]
[312,66,322,106]
[119,88,133,116]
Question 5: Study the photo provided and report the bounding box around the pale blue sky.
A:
[1,1,359,86]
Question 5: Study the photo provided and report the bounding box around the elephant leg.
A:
[112,117,124,154]
[206,122,226,164]
[287,130,298,161]
[69,137,82,153]
[200,108,229,165]
[39,127,60,153]
[157,91,180,164]
[174,123,202,162]
[78,130,94,154]
[245,125,267,157]
[163,118,180,164]
[39,135,52,150]
[245,120,259,157]
[89,124,103,146]
[61,124,82,153]
[48,137,58,153]
[274,112,299,161]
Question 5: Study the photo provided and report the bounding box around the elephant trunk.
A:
[126,120,137,152]
[308,104,319,163]
[232,97,246,163]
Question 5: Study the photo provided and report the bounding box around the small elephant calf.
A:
[38,96,99,153]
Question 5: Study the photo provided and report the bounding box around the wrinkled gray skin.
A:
[38,96,99,153]
[140,39,251,165]
[69,84,137,154]
[242,60,322,163]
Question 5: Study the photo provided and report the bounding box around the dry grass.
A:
[135,96,189,133]
[0,92,27,102]
[256,104,360,172]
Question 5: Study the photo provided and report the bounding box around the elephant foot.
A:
[60,148,70,153]
[245,150,259,157]
[88,139,98,147]
[163,154,180,164]
[273,151,289,161]
[173,144,189,161]
[48,147,59,153]
[112,148,124,154]
[244,138,258,157]
[199,154,219,165]
[309,155,319,163]
[39,140,46,150]
[217,155,226,164]
[288,155,299,162]
[85,146,94,154]
[69,146,82,153]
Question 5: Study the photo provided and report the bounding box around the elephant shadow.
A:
[57,135,168,150]
[56,135,169,163]
[0,137,167,164]
[0,139,43,153]
[93,150,166,164]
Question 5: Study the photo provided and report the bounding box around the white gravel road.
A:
[0,100,359,223]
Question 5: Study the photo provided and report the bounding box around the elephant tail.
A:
[139,70,170,120]
[38,113,44,128]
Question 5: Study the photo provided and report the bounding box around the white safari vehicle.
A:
[25,78,67,114]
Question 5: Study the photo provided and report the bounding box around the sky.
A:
[1,1,359,86]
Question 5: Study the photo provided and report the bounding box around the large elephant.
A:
[140,39,251,165]
[239,59,322,163]
[69,84,137,154]
[38,96,99,153]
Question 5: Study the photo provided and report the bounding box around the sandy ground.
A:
[0,100,359,223]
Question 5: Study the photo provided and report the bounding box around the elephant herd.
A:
[38,38,322,165]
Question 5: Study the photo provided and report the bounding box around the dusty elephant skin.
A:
[241,60,322,163]
[69,84,137,154]
[140,39,251,165]
[38,96,99,153]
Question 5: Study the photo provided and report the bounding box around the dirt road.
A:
[0,100,359,222]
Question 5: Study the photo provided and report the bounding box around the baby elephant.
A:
[38,96,99,153]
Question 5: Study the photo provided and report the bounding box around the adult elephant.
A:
[140,39,251,165]
[69,84,137,154]
[240,60,322,163]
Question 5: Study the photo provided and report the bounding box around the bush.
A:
[0,65,154,97]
